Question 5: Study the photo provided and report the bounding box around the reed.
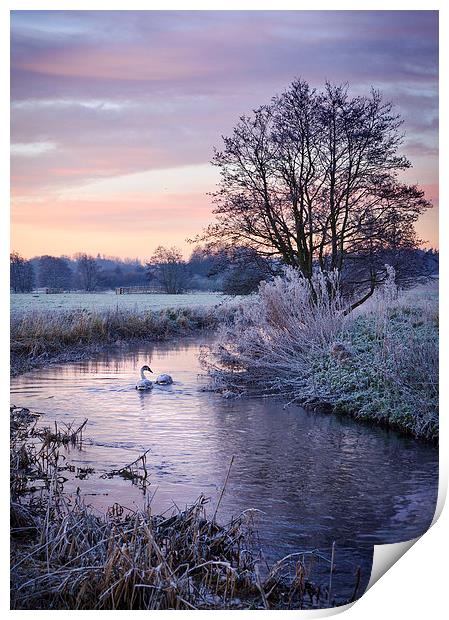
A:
[10,305,231,376]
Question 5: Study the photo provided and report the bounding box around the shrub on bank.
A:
[203,269,438,441]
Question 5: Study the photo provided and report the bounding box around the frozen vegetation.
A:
[10,303,234,376]
[10,273,438,441]
[203,269,438,442]
[11,406,353,610]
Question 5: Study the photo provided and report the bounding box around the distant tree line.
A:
[144,245,279,294]
[10,251,34,292]
[10,245,438,295]
[9,247,254,294]
[10,252,147,293]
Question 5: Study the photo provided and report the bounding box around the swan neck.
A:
[140,368,147,380]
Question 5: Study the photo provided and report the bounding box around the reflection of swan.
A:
[155,373,173,385]
[137,388,151,412]
[135,365,153,390]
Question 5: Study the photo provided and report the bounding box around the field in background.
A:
[11,291,226,314]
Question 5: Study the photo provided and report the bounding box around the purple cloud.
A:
[10,10,438,256]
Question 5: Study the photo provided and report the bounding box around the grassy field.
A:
[11,291,226,315]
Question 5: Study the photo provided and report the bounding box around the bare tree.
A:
[202,80,431,309]
[75,253,99,291]
[204,246,274,295]
[146,246,187,294]
[10,252,34,292]
[35,255,73,290]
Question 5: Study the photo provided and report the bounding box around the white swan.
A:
[155,373,173,385]
[135,365,153,390]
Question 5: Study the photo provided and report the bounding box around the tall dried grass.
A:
[10,305,229,376]
[203,269,346,398]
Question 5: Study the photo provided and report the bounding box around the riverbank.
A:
[10,304,232,376]
[10,405,356,610]
[11,277,438,442]
[204,271,438,442]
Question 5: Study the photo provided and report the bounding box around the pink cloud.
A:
[10,10,438,256]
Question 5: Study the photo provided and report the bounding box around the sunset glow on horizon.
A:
[11,10,439,260]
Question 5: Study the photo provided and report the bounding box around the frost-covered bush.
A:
[204,269,438,441]
[203,268,347,398]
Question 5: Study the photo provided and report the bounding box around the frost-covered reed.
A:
[10,305,229,375]
[203,269,345,397]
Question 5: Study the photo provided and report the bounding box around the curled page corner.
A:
[431,468,447,528]
[367,537,419,592]
[366,466,446,595]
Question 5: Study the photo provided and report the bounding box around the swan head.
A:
[141,365,153,373]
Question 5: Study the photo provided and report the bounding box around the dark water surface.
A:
[10,337,438,603]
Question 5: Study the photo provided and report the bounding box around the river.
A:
[10,336,438,604]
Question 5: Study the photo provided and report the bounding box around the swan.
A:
[135,365,153,390]
[155,373,173,385]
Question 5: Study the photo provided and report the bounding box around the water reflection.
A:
[11,336,438,602]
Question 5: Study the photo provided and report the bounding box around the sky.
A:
[10,10,439,260]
